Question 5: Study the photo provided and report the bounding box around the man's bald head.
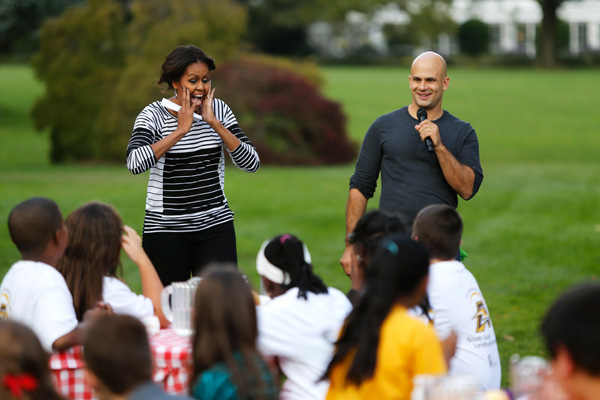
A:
[411,51,447,78]
[8,197,64,257]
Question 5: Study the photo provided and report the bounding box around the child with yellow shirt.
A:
[323,235,447,399]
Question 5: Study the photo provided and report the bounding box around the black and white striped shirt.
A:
[126,99,259,234]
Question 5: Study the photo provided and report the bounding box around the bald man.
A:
[341,52,483,274]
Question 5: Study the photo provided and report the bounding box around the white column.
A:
[438,33,452,56]
[502,23,515,53]
[526,23,536,57]
[569,23,579,54]
[588,23,600,51]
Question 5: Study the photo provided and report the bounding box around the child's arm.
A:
[121,226,169,328]
[52,302,113,350]
[52,327,83,350]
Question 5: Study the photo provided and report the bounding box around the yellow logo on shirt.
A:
[473,300,491,333]
[0,293,10,320]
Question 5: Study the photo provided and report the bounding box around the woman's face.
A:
[172,61,211,109]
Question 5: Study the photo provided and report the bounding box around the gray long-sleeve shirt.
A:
[350,106,483,228]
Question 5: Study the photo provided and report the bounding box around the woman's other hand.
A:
[200,83,217,126]
[177,87,201,133]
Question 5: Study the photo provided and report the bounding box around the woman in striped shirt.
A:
[126,45,260,286]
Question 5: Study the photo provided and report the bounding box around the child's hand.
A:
[122,225,145,265]
[83,301,113,321]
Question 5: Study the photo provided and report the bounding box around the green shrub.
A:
[214,58,357,165]
[458,19,489,57]
[30,0,247,163]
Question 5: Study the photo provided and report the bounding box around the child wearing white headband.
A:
[255,234,352,400]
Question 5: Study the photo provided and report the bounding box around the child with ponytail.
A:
[323,235,447,399]
[255,234,352,400]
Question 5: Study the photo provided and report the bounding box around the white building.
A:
[308,0,600,58]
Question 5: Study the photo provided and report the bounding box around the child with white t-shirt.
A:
[412,204,501,391]
[255,234,353,400]
[0,197,110,351]
[56,201,168,329]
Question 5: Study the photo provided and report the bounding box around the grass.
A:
[1,64,599,387]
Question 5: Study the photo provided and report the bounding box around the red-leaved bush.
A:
[214,58,357,165]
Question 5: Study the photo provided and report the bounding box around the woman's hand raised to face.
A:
[177,86,201,134]
[200,81,217,126]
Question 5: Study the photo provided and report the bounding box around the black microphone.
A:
[417,108,434,152]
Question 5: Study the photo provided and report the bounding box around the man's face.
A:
[409,57,449,112]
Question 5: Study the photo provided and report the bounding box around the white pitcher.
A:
[160,277,201,336]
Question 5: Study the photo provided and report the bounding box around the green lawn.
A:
[1,64,599,387]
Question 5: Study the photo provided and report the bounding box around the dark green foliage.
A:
[243,0,373,57]
[458,19,490,57]
[31,0,126,162]
[214,57,357,165]
[30,0,247,162]
[0,0,83,58]
[30,0,354,165]
[247,7,312,57]
[382,23,415,56]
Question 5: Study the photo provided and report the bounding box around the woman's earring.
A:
[174,89,178,99]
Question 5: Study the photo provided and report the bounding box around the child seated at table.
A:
[190,266,277,400]
[412,204,501,390]
[344,209,407,306]
[56,201,168,329]
[540,282,600,400]
[0,197,110,352]
[255,234,353,400]
[83,314,190,399]
[323,235,447,399]
[0,320,64,400]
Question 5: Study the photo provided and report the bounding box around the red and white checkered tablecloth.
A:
[49,345,95,400]
[149,327,193,396]
[49,327,192,399]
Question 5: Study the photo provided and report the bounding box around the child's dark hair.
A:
[83,315,153,395]
[263,234,328,300]
[7,197,63,258]
[348,209,406,256]
[191,266,276,399]
[323,235,429,385]
[412,204,463,260]
[348,211,432,318]
[0,320,64,400]
[541,282,600,375]
[56,201,123,321]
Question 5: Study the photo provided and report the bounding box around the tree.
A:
[537,0,566,67]
[458,19,489,57]
[31,0,247,162]
[399,0,456,49]
[31,0,126,162]
[0,0,83,58]
[241,0,373,56]
[214,57,357,165]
